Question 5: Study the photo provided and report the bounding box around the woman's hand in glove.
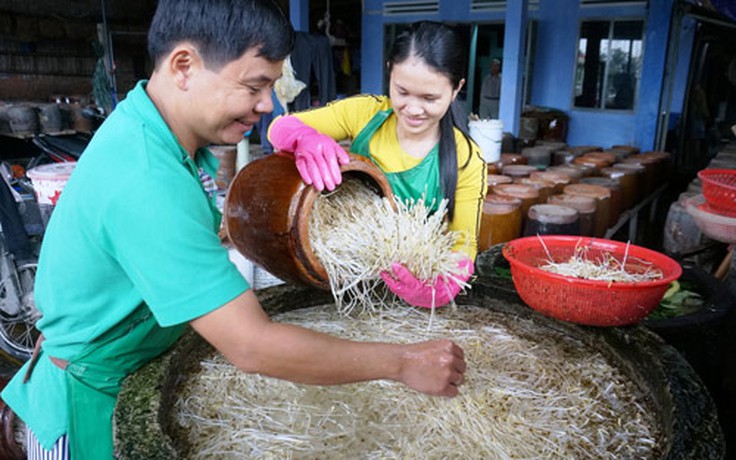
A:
[268,115,350,191]
[380,257,474,308]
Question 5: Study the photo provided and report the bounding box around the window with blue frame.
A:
[574,20,644,111]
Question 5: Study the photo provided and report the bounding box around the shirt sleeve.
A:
[449,131,487,260]
[290,94,385,142]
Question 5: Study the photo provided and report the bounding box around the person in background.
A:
[479,58,502,120]
[1,3,466,460]
[269,21,486,310]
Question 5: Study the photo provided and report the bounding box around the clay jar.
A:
[563,183,611,238]
[619,155,659,196]
[492,183,540,224]
[600,167,637,211]
[523,204,580,237]
[552,150,576,166]
[521,146,554,167]
[478,194,522,252]
[225,153,394,290]
[580,177,623,226]
[613,162,646,203]
[547,194,597,237]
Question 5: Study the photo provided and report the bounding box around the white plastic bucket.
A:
[26,161,77,206]
[469,119,503,163]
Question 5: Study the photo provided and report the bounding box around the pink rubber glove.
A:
[268,115,350,191]
[380,258,474,308]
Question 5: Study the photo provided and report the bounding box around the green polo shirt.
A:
[2,81,250,448]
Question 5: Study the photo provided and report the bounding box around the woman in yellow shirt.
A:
[269,21,487,308]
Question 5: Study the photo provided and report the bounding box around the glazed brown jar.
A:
[486,162,500,175]
[492,183,540,222]
[580,177,623,226]
[552,150,576,165]
[478,194,523,251]
[600,167,637,211]
[619,156,659,196]
[612,163,646,203]
[225,153,394,290]
[547,194,597,237]
[523,204,581,237]
[521,146,554,167]
[563,183,611,238]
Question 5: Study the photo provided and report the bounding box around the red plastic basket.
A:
[698,169,736,216]
[502,236,682,326]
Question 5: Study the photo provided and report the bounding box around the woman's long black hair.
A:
[386,21,474,221]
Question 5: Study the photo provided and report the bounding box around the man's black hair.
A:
[147,0,295,69]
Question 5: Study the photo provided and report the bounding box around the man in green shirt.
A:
[1,1,467,459]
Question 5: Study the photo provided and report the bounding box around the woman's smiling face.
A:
[389,55,462,139]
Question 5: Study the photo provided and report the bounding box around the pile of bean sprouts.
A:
[537,238,663,283]
[175,305,661,459]
[308,178,469,314]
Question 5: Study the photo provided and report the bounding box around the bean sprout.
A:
[175,305,661,459]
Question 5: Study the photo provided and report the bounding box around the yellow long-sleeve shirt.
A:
[274,94,487,259]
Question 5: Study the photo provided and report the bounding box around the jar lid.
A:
[610,145,640,155]
[563,183,611,199]
[613,163,646,173]
[620,155,657,165]
[517,177,555,190]
[574,156,610,168]
[484,194,522,214]
[600,167,630,179]
[568,163,595,176]
[530,171,571,185]
[527,204,579,224]
[502,164,538,178]
[580,177,621,190]
[583,151,616,164]
[487,174,513,187]
[493,183,540,199]
[547,166,583,181]
[548,194,597,213]
[568,145,603,156]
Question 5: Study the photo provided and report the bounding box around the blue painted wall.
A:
[360,0,691,151]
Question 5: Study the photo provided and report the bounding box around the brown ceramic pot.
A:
[225,153,394,290]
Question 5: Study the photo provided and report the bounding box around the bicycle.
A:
[0,230,40,364]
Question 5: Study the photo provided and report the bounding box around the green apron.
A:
[350,108,443,211]
[61,149,220,459]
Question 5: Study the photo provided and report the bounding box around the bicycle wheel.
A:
[0,263,40,362]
